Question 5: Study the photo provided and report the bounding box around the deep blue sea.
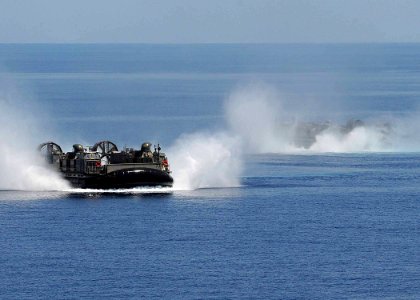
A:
[0,44,419,299]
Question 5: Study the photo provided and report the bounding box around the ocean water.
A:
[0,44,419,299]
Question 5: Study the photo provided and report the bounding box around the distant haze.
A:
[1,0,420,43]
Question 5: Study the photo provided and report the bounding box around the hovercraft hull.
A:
[65,167,173,189]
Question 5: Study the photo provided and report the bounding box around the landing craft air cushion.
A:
[38,140,173,189]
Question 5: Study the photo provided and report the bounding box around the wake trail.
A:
[224,83,420,154]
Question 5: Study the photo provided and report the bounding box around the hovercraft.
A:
[38,140,173,189]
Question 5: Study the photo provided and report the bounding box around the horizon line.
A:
[1,42,420,46]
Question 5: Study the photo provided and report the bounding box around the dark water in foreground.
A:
[1,154,419,299]
[0,44,420,298]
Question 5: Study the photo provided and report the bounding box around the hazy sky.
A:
[1,0,419,43]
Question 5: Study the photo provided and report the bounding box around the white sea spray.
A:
[0,83,69,191]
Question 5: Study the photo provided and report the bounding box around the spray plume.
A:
[223,83,408,154]
[0,84,69,191]
[224,84,296,153]
[168,132,242,190]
